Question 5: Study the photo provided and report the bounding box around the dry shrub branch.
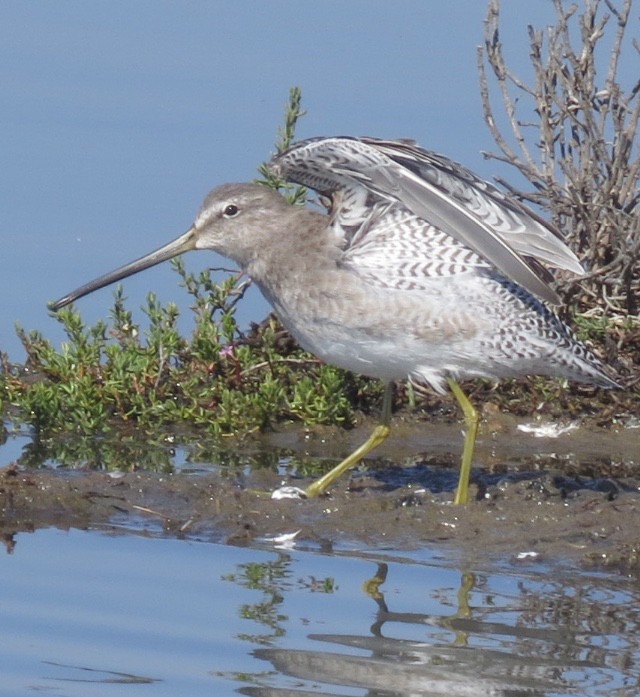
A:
[478,0,639,316]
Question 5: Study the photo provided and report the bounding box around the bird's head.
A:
[49,183,290,311]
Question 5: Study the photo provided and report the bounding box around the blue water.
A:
[1,527,638,696]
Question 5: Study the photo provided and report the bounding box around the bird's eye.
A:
[223,204,239,218]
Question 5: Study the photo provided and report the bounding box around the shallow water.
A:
[2,526,640,697]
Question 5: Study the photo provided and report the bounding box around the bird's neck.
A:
[244,208,334,289]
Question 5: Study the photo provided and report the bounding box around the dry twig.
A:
[478,0,639,315]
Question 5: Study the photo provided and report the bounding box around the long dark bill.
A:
[49,227,198,311]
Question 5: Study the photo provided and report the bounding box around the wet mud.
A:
[1,411,639,570]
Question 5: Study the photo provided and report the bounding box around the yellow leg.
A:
[449,572,476,647]
[362,563,388,599]
[304,382,393,498]
[447,379,479,505]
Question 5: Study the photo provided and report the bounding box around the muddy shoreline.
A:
[2,410,639,570]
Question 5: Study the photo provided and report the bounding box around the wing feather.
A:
[270,136,583,304]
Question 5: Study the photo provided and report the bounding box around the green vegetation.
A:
[1,264,378,438]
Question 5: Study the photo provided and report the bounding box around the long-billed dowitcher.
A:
[50,136,618,503]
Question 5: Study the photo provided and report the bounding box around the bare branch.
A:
[478,0,639,316]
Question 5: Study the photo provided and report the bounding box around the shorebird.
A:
[51,136,618,503]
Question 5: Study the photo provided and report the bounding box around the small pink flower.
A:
[220,345,235,359]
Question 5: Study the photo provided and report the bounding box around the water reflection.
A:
[227,557,638,696]
[41,661,159,685]
[1,529,639,696]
